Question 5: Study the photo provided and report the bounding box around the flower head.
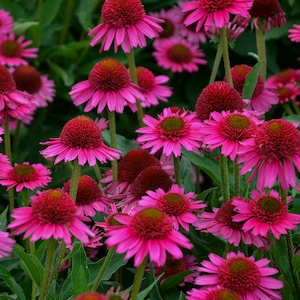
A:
[139,184,206,231]
[40,115,121,166]
[12,65,55,107]
[194,197,268,248]
[105,207,193,267]
[182,0,253,32]
[200,110,260,160]
[0,162,51,192]
[88,0,163,53]
[153,37,207,73]
[74,292,108,300]
[186,286,241,300]
[0,32,38,66]
[0,229,15,258]
[232,190,300,239]
[195,251,283,298]
[0,9,14,35]
[136,107,202,157]
[63,175,111,216]
[238,119,300,190]
[69,58,144,114]
[7,189,94,245]
[289,24,300,43]
[195,81,244,122]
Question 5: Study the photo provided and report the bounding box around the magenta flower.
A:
[0,162,51,192]
[232,190,300,239]
[69,58,144,114]
[63,175,111,217]
[153,37,207,73]
[88,0,163,53]
[289,24,300,43]
[136,107,202,157]
[0,32,38,66]
[186,286,241,300]
[12,65,55,108]
[40,115,121,166]
[196,251,283,299]
[138,184,206,231]
[104,207,193,267]
[0,9,14,35]
[0,153,11,172]
[182,0,253,32]
[7,189,94,245]
[0,229,15,258]
[194,197,268,248]
[200,110,261,161]
[237,119,300,190]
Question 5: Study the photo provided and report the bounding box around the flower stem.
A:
[58,0,75,45]
[209,43,223,84]
[127,49,144,127]
[93,163,103,182]
[255,26,267,83]
[108,110,118,183]
[49,242,66,284]
[220,26,233,87]
[39,238,56,300]
[130,255,148,300]
[173,155,181,186]
[91,247,115,291]
[70,158,81,202]
[234,158,240,196]
[219,153,230,202]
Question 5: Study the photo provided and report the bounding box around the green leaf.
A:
[149,264,163,300]
[159,270,193,294]
[41,0,63,26]
[137,273,164,300]
[47,60,75,86]
[179,155,192,182]
[75,0,95,30]
[0,264,25,300]
[13,244,44,287]
[242,61,263,99]
[198,187,218,200]
[13,21,39,35]
[0,206,9,230]
[45,280,57,300]
[58,274,72,300]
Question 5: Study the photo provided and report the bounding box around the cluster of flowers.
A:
[0,0,300,299]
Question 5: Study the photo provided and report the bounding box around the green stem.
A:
[39,238,56,300]
[220,26,233,87]
[209,43,223,84]
[93,163,103,182]
[127,49,144,127]
[255,26,267,82]
[291,100,300,115]
[91,247,115,291]
[70,158,81,202]
[22,189,29,207]
[49,242,66,285]
[108,110,118,183]
[130,255,148,300]
[234,158,240,196]
[173,155,181,186]
[219,153,230,202]
[58,0,75,44]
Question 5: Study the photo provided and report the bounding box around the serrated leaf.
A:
[13,244,44,287]
[242,61,262,99]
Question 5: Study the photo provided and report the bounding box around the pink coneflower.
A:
[12,65,55,108]
[232,190,300,239]
[212,21,246,41]
[101,148,162,195]
[0,229,15,258]
[136,107,202,157]
[105,287,129,300]
[0,162,51,192]
[195,81,244,122]
[7,189,94,245]
[237,119,300,190]
[196,251,283,298]
[182,0,253,32]
[63,175,111,216]
[74,292,107,300]
[186,286,241,300]
[69,58,144,114]
[0,9,14,35]
[200,110,260,161]
[0,32,38,66]
[139,184,206,231]
[228,64,278,113]
[289,24,300,43]
[194,197,268,248]
[0,153,11,172]
[88,0,163,53]
[153,37,207,73]
[134,66,172,109]
[0,64,33,122]
[104,207,193,267]
[40,115,121,166]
